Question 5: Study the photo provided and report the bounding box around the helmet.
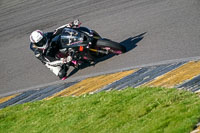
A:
[30,30,47,48]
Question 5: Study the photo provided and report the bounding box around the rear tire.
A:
[96,39,126,54]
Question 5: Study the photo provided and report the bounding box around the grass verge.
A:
[0,87,200,133]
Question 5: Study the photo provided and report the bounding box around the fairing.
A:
[60,28,84,47]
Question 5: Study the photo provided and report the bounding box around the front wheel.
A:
[96,39,126,54]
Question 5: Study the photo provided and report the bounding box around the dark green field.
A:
[0,87,200,133]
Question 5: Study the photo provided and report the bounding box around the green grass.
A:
[0,87,200,133]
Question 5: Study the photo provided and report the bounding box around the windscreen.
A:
[60,28,83,46]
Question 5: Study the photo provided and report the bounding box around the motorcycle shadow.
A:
[67,32,146,78]
[121,32,146,52]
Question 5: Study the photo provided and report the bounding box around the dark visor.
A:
[35,37,47,47]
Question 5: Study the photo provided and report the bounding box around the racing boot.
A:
[58,64,69,80]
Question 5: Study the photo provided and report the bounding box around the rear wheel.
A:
[96,39,126,54]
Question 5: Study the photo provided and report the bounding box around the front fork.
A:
[69,47,94,68]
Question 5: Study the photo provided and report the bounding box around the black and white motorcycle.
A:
[55,25,126,75]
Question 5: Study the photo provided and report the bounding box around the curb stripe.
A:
[109,66,158,90]
[13,82,78,104]
[145,61,200,88]
[1,60,200,109]
[177,74,200,92]
[13,84,66,105]
[95,68,150,92]
[97,62,184,92]
[46,70,135,99]
[0,94,19,104]
[36,82,79,101]
[73,70,136,96]
[13,85,59,105]
[0,90,36,109]
[133,62,185,88]
[101,62,184,90]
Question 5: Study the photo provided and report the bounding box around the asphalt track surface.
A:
[0,0,200,95]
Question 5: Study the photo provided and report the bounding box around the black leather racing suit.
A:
[30,29,68,79]
[30,32,59,63]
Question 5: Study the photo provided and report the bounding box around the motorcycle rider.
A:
[30,20,81,80]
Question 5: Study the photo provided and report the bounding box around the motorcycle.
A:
[55,26,126,74]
